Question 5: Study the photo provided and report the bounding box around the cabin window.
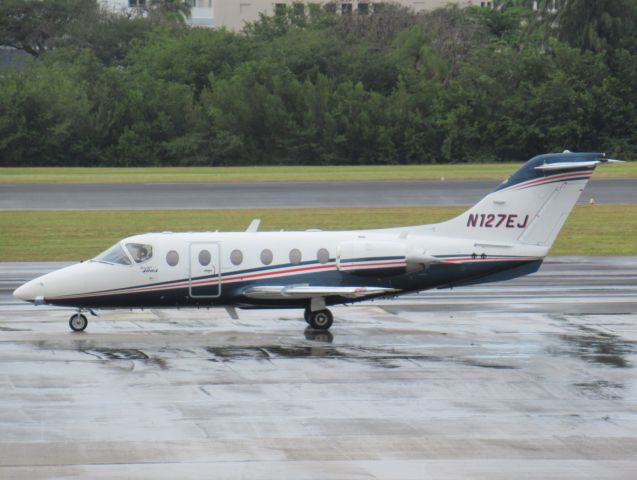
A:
[230,249,243,266]
[166,250,179,267]
[94,244,132,266]
[289,248,302,264]
[317,248,330,264]
[260,249,273,265]
[198,249,211,266]
[126,243,153,263]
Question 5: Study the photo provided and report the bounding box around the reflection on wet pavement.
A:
[83,348,150,360]
[303,327,334,343]
[573,380,625,400]
[204,344,448,369]
[548,317,635,369]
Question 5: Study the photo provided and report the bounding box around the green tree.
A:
[69,9,153,65]
[555,0,637,53]
[148,0,192,28]
[0,0,98,56]
[92,68,200,166]
[1,2,636,166]
[126,28,251,96]
[0,53,94,165]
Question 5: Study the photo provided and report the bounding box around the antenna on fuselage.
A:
[246,219,261,232]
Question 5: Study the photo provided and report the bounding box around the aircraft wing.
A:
[242,285,399,300]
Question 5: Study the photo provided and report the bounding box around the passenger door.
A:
[188,242,221,298]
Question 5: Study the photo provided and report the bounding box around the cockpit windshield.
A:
[126,243,153,263]
[93,243,132,266]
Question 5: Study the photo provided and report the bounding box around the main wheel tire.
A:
[303,308,311,324]
[69,313,88,332]
[308,309,333,331]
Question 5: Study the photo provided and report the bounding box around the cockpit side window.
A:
[94,244,132,266]
[126,243,153,263]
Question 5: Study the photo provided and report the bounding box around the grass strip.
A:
[0,205,635,261]
[0,162,635,184]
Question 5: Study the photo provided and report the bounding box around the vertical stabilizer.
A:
[429,152,606,248]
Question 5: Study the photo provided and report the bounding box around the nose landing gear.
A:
[69,311,88,332]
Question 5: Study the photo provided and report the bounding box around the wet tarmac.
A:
[0,257,636,479]
[1,178,635,210]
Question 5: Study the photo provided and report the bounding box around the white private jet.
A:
[14,151,618,332]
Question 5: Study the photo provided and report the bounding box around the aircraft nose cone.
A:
[13,280,42,302]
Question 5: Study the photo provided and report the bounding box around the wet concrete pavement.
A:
[0,257,636,479]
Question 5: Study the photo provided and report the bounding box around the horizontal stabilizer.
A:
[535,157,624,171]
[243,285,399,300]
[534,161,599,171]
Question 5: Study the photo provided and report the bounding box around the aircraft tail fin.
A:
[429,152,611,249]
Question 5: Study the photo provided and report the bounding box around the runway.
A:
[1,257,636,478]
[1,178,635,210]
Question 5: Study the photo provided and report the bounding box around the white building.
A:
[188,0,215,27]
[213,1,479,31]
[102,1,483,31]
[101,0,214,27]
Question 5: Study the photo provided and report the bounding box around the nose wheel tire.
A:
[69,313,88,332]
[307,309,333,331]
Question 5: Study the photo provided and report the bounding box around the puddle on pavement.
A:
[80,347,169,369]
[462,359,517,369]
[555,332,633,368]
[573,380,624,400]
[27,333,516,371]
[83,348,149,360]
[548,317,634,368]
[31,340,169,369]
[0,326,29,332]
[206,345,343,361]
[205,344,514,370]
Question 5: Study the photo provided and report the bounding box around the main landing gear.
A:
[304,308,333,331]
[69,311,88,332]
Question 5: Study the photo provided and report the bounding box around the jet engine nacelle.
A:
[336,240,407,276]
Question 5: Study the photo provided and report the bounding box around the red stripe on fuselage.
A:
[505,171,592,192]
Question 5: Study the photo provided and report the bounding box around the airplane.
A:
[13,151,620,332]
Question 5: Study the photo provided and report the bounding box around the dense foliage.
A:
[1,0,636,166]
